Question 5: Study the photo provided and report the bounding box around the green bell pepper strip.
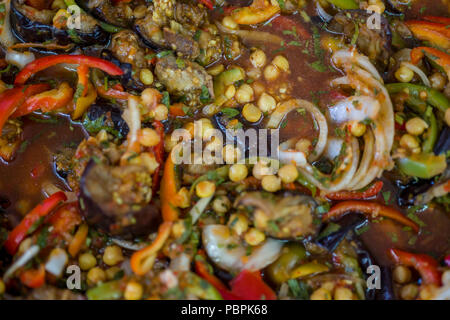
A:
[422,108,438,154]
[266,243,307,285]
[183,272,223,300]
[86,281,123,300]
[386,83,450,114]
[326,0,359,10]
[213,67,245,106]
[397,153,447,179]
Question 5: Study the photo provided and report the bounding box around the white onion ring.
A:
[6,49,35,69]
[401,62,431,87]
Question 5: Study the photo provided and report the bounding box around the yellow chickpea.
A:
[79,252,97,271]
[395,66,414,83]
[196,180,216,198]
[264,64,280,81]
[310,287,332,300]
[334,287,353,300]
[87,267,106,286]
[229,164,248,182]
[235,84,254,104]
[244,228,266,246]
[222,144,241,164]
[399,134,420,150]
[228,213,249,236]
[124,281,144,300]
[250,48,267,68]
[400,283,419,300]
[212,195,231,214]
[295,138,312,155]
[242,103,262,123]
[222,16,238,30]
[350,121,366,137]
[207,64,224,76]
[430,72,446,90]
[272,55,290,72]
[225,85,236,100]
[278,164,298,183]
[393,265,412,284]
[405,117,428,136]
[261,175,281,192]
[138,128,161,147]
[139,68,153,85]
[257,93,276,113]
[153,104,168,121]
[103,245,124,266]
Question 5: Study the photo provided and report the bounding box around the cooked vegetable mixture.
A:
[0,0,449,300]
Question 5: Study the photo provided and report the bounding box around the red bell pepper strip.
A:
[411,47,450,79]
[198,0,214,10]
[4,191,67,255]
[389,248,441,286]
[272,15,311,39]
[25,0,48,10]
[14,55,124,85]
[423,16,450,25]
[405,21,450,50]
[326,181,383,200]
[322,200,420,232]
[48,202,82,241]
[230,270,277,300]
[194,256,240,300]
[97,83,129,100]
[19,263,46,288]
[11,82,74,118]
[0,84,50,134]
[150,120,164,193]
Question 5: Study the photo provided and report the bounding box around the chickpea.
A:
[79,252,97,271]
[228,213,249,236]
[334,287,353,300]
[222,145,241,164]
[103,245,124,266]
[229,164,248,182]
[133,5,147,19]
[124,281,144,300]
[272,55,290,72]
[445,109,450,127]
[295,138,312,155]
[254,209,269,229]
[198,118,214,140]
[399,134,420,150]
[405,117,428,136]
[235,84,254,104]
[51,0,67,10]
[264,64,280,81]
[430,72,446,90]
[395,66,414,83]
[368,0,385,13]
[87,267,106,286]
[419,284,438,300]
[141,88,160,108]
[212,195,231,214]
[278,164,298,183]
[250,48,267,68]
[225,85,236,100]
[207,64,224,76]
[196,180,216,198]
[257,93,276,113]
[105,267,122,280]
[242,103,262,123]
[222,16,238,30]
[251,81,265,97]
[172,220,186,238]
[252,160,274,179]
[261,175,281,192]
[244,228,266,246]
[138,128,160,147]
[400,283,419,300]
[139,68,154,85]
[183,122,195,139]
[153,104,168,121]
[310,287,332,300]
[350,121,366,137]
[393,265,412,284]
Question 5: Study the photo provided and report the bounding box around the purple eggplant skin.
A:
[11,0,110,50]
[75,0,132,28]
[79,161,161,239]
[133,22,167,51]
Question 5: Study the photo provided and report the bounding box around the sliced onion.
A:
[122,96,141,153]
[3,245,40,281]
[278,139,307,166]
[328,96,380,124]
[401,62,431,87]
[6,49,35,69]
[202,225,282,273]
[216,22,283,45]
[316,1,333,22]
[45,249,68,277]
[170,253,191,272]
[266,99,298,129]
[324,137,344,160]
[190,195,213,224]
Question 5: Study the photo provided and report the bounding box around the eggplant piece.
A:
[434,126,450,156]
[327,10,392,71]
[11,0,110,51]
[76,0,134,28]
[317,215,366,252]
[80,161,161,239]
[85,101,129,138]
[397,178,434,206]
